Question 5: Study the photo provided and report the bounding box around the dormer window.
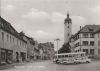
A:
[88,27,93,32]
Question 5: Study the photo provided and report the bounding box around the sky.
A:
[1,0,100,50]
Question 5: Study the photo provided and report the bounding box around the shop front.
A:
[6,49,13,64]
[0,48,6,65]
[20,52,26,62]
[0,48,13,65]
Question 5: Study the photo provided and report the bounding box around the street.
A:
[6,60,100,71]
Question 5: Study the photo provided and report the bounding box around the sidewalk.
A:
[0,63,14,70]
[0,62,27,70]
[0,60,49,70]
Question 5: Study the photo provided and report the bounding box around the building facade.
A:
[94,29,100,57]
[72,25,100,57]
[20,33,40,61]
[0,17,27,65]
[64,13,72,43]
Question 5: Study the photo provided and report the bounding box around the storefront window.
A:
[1,49,6,64]
[6,50,13,63]
[90,49,94,55]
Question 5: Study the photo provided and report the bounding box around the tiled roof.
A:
[94,28,100,34]
[0,16,26,43]
[24,35,35,45]
[73,25,100,38]
[80,25,100,33]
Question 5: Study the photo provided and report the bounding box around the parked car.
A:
[79,57,91,63]
[74,57,91,64]
[74,59,81,64]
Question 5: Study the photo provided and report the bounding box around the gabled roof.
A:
[73,25,100,38]
[94,28,100,34]
[0,16,18,35]
[0,16,26,43]
[24,35,35,45]
[80,25,100,33]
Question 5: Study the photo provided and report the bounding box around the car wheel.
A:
[74,62,77,64]
[86,61,89,63]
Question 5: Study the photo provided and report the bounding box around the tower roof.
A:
[64,13,72,24]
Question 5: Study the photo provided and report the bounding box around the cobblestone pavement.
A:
[2,60,100,71]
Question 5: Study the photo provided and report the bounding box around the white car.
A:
[74,57,91,64]
[80,58,91,63]
[62,60,75,64]
[74,59,81,64]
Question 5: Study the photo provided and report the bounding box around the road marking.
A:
[68,69,70,71]
[14,65,46,68]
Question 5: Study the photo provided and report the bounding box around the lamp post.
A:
[54,38,60,59]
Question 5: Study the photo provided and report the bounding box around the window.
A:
[98,49,100,54]
[1,49,6,63]
[98,33,100,37]
[83,49,88,55]
[78,42,80,46]
[68,26,69,28]
[13,38,14,43]
[17,39,18,45]
[98,41,100,46]
[90,34,94,38]
[65,55,68,57]
[90,49,94,55]
[58,56,61,58]
[83,41,88,46]
[83,33,88,38]
[90,41,94,46]
[62,55,64,58]
[20,41,21,46]
[10,36,11,42]
[78,35,79,39]
[7,35,9,41]
[68,33,69,37]
[1,32,4,40]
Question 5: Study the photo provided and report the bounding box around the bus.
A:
[53,52,91,64]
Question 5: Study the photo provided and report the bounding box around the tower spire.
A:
[67,12,69,18]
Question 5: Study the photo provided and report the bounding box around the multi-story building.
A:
[0,17,27,65]
[72,25,100,57]
[19,32,40,61]
[33,41,40,60]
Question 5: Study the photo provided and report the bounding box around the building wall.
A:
[0,29,27,64]
[64,22,72,43]
[94,32,100,55]
[74,33,96,56]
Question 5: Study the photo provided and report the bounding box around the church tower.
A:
[64,13,72,43]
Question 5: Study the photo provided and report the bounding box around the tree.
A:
[58,42,71,53]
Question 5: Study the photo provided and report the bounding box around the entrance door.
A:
[16,52,19,62]
[1,49,6,64]
[6,50,13,64]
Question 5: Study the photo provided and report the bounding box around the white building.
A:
[0,17,27,65]
[72,25,100,57]
[94,29,100,57]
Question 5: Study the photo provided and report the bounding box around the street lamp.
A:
[54,38,60,59]
[80,26,82,52]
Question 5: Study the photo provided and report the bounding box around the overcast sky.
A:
[1,0,100,50]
